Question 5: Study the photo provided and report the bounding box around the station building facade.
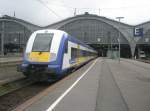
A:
[0,13,150,58]
[0,15,41,54]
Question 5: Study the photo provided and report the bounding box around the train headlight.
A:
[50,53,57,61]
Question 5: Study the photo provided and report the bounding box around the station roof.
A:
[0,15,41,28]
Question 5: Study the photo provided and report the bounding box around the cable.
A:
[47,1,150,11]
[36,0,62,18]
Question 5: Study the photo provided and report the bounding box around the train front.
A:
[20,30,63,81]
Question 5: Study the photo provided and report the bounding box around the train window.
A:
[32,33,53,52]
[71,48,78,59]
[64,40,68,53]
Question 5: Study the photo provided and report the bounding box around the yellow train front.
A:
[20,29,97,81]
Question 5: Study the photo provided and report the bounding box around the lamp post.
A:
[116,17,124,62]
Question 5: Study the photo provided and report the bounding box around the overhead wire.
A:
[45,1,150,11]
[36,0,150,20]
[36,0,62,18]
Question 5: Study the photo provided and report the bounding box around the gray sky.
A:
[0,0,150,26]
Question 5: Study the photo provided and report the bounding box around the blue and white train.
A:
[20,29,97,81]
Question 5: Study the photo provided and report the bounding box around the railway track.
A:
[122,59,150,71]
[0,82,49,111]
[0,73,67,111]
[137,59,150,64]
[0,78,34,97]
[0,74,69,111]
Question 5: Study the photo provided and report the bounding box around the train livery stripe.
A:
[69,56,93,67]
[29,52,50,62]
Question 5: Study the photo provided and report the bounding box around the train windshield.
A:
[32,33,53,52]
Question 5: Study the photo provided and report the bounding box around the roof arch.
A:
[0,16,41,32]
[59,18,129,44]
[46,14,135,45]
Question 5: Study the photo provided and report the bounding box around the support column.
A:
[130,43,136,59]
[1,21,4,56]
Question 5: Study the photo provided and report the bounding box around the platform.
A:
[14,58,150,111]
[0,56,24,85]
[0,56,22,63]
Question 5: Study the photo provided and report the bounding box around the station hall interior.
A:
[1,7,150,110]
[0,12,150,59]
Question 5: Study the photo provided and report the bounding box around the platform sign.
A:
[134,27,143,37]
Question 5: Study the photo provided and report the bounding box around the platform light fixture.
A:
[116,17,124,63]
[97,38,101,42]
[145,38,149,42]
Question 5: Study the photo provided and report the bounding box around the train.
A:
[19,29,97,81]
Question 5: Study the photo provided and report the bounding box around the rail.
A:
[0,78,34,97]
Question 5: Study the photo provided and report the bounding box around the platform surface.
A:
[14,58,150,111]
[0,56,22,63]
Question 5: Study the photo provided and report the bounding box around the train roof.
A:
[34,29,96,52]
[68,35,96,51]
[34,29,67,35]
